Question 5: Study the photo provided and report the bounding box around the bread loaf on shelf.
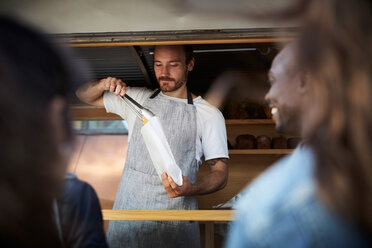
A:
[244,103,267,119]
[264,106,272,119]
[272,136,287,149]
[224,102,249,119]
[223,101,269,119]
[235,134,256,149]
[256,135,271,149]
[287,137,301,149]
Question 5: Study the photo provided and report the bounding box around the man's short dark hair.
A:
[154,45,194,64]
[182,45,194,65]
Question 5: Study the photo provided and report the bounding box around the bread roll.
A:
[235,134,256,149]
[256,135,271,149]
[244,103,266,119]
[272,136,287,149]
[224,101,267,119]
[264,106,272,119]
[287,137,301,149]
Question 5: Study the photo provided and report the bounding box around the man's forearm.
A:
[161,159,228,198]
[190,170,227,195]
[76,80,105,106]
[189,159,228,196]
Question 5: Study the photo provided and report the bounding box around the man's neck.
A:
[162,85,188,99]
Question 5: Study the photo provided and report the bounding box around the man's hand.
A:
[76,76,127,107]
[101,77,127,96]
[161,158,228,198]
[161,173,193,198]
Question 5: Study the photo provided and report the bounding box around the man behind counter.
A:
[76,45,229,248]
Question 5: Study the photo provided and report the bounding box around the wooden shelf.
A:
[229,149,293,155]
[225,119,274,125]
[70,105,121,120]
[69,106,275,123]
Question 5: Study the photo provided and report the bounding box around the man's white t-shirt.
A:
[103,87,229,166]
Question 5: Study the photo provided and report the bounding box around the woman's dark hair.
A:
[281,0,372,233]
[0,17,87,246]
[300,0,372,233]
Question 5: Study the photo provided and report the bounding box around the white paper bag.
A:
[140,116,183,186]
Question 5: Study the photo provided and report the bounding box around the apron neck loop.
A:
[187,90,193,105]
[150,88,194,105]
[150,89,161,99]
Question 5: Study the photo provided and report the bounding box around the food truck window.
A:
[72,120,129,134]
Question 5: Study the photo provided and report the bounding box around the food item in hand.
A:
[272,136,287,149]
[287,137,301,149]
[235,134,256,149]
[256,135,271,149]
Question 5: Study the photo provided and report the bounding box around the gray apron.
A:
[107,89,200,248]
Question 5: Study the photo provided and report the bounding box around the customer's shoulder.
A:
[236,147,316,219]
[234,160,317,246]
[234,146,369,247]
[61,173,96,202]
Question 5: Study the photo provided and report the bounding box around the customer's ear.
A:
[298,73,310,93]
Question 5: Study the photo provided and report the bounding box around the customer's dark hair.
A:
[300,0,372,233]
[281,0,372,233]
[0,17,87,246]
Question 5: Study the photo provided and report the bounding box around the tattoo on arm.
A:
[79,79,100,93]
[79,83,90,92]
[206,158,228,166]
[92,79,101,85]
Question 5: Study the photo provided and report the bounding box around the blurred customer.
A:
[0,17,107,247]
[54,172,108,248]
[296,0,372,240]
[226,0,372,246]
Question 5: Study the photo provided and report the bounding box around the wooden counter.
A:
[102,209,234,248]
[102,209,234,221]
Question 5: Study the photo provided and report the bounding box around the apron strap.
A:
[150,88,194,105]
[187,90,193,105]
[150,89,161,99]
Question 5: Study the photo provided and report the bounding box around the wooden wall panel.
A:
[197,154,286,209]
[67,135,87,172]
[69,135,128,208]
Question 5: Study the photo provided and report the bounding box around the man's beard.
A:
[275,107,301,136]
[158,76,186,92]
